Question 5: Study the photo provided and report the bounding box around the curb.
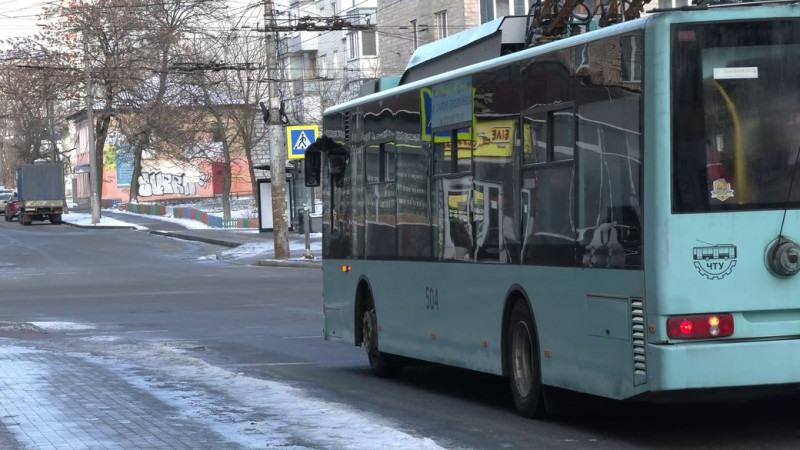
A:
[149,230,239,247]
[256,259,321,269]
[64,222,139,230]
[152,230,322,268]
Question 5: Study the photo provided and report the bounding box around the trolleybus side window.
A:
[397,144,432,258]
[472,64,522,263]
[521,106,578,266]
[326,143,353,260]
[365,142,398,259]
[433,126,475,261]
[575,31,643,269]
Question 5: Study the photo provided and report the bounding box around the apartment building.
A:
[377,0,538,77]
[282,0,380,124]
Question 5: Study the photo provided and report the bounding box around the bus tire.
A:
[507,300,547,419]
[362,297,403,378]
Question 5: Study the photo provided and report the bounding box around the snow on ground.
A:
[62,206,323,262]
[88,342,446,449]
[28,321,95,331]
[61,212,148,230]
[63,209,214,230]
[0,321,448,449]
[108,208,214,230]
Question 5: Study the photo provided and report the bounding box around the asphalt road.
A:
[1,220,800,449]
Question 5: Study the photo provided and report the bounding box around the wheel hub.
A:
[511,321,533,397]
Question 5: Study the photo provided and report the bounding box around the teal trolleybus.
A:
[304,1,800,418]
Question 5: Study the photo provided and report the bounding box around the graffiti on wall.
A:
[138,172,198,197]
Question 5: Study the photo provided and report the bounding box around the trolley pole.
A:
[264,0,290,259]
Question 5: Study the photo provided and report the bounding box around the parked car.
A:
[0,191,13,213]
[4,194,19,221]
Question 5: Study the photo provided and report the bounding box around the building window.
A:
[318,54,327,78]
[349,31,360,58]
[481,0,531,23]
[290,54,304,79]
[434,10,448,40]
[362,31,376,56]
[348,30,377,59]
[331,50,339,79]
[512,0,528,15]
[480,0,494,23]
[410,19,419,49]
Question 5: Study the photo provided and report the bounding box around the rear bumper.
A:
[648,337,800,391]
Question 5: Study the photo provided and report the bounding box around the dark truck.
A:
[17,163,66,225]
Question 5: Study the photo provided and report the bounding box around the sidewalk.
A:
[63,207,322,269]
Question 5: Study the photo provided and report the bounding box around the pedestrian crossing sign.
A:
[286,125,318,160]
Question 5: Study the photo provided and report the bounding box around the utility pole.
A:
[83,32,100,224]
[46,100,59,163]
[264,0,290,259]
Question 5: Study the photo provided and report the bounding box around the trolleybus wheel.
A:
[507,300,547,418]
[362,298,403,378]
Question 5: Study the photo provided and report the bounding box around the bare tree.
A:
[211,32,269,200]
[43,0,157,204]
[116,0,226,202]
[170,26,270,221]
[0,38,71,169]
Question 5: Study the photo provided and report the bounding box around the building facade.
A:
[377,0,539,78]
[67,110,254,206]
[280,0,380,125]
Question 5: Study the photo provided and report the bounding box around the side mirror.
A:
[305,135,346,188]
[304,146,322,187]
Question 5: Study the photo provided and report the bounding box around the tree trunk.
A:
[129,137,146,203]
[129,45,170,203]
[219,118,232,221]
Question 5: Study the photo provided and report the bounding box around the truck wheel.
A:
[50,214,62,224]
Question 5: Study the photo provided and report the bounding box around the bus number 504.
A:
[425,287,439,311]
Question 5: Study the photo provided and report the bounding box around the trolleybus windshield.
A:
[671,19,800,213]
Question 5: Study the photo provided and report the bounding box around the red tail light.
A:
[667,314,734,339]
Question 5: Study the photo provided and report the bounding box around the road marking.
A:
[123,330,170,333]
[225,362,316,367]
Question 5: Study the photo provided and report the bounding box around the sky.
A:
[0,0,264,45]
[0,0,49,42]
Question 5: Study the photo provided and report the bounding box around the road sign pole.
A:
[304,186,313,259]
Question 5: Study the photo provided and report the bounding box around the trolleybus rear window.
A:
[671,19,800,213]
